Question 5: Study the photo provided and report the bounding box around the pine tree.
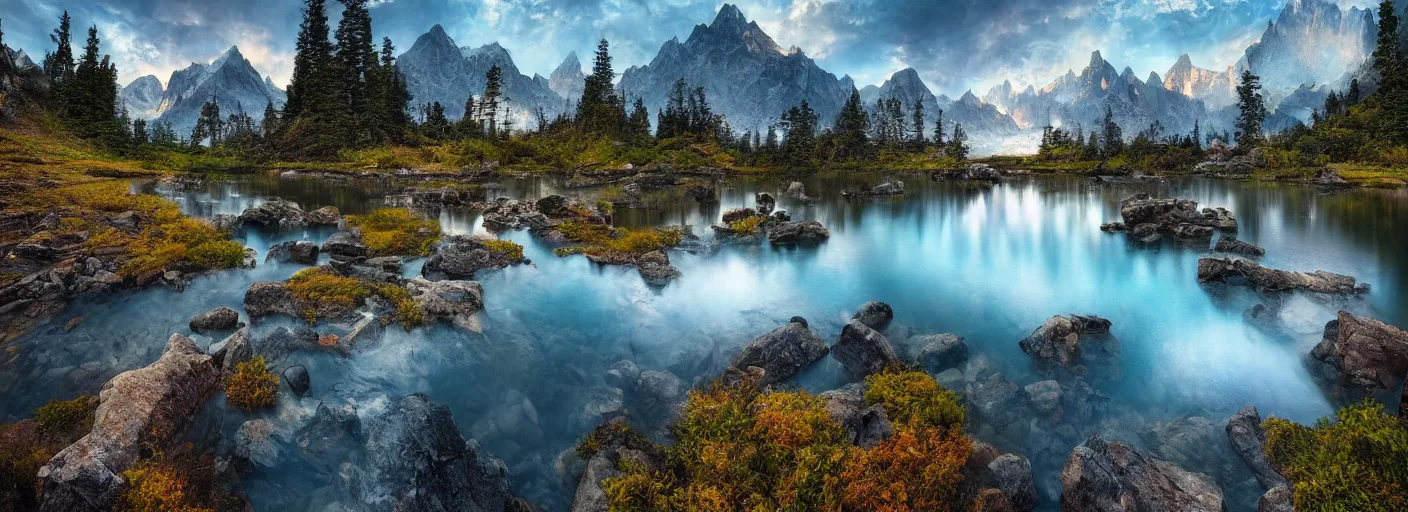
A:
[334,0,376,140]
[949,123,969,161]
[933,109,945,146]
[1374,0,1400,92]
[1347,78,1362,106]
[911,100,925,150]
[1191,119,1201,150]
[1101,105,1124,156]
[628,96,651,142]
[423,101,450,140]
[481,65,503,135]
[66,25,121,144]
[131,118,149,146]
[285,0,333,118]
[192,98,225,146]
[261,102,281,137]
[577,39,623,134]
[831,88,869,160]
[1234,70,1266,147]
[779,100,818,167]
[43,11,74,87]
[366,37,410,142]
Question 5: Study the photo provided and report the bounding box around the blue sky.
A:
[1,0,1381,97]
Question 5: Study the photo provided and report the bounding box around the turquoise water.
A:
[1,172,1404,510]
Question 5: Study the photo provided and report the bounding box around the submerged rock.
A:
[1060,435,1225,512]
[1226,406,1289,490]
[283,365,311,397]
[730,318,829,386]
[1018,315,1118,376]
[235,419,285,470]
[38,334,220,512]
[831,320,901,377]
[407,279,484,330]
[851,300,894,331]
[766,220,830,245]
[915,333,969,373]
[988,454,1037,512]
[1214,236,1265,257]
[338,394,514,512]
[1198,256,1368,294]
[189,306,241,333]
[1309,311,1408,393]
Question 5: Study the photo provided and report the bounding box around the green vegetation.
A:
[225,357,279,412]
[552,219,683,261]
[33,394,98,438]
[285,267,424,328]
[481,239,524,262]
[0,395,101,510]
[1262,399,1408,512]
[601,369,978,511]
[345,208,441,257]
[118,460,217,512]
[726,216,766,235]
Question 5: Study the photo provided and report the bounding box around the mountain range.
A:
[120,46,285,138]
[396,24,565,129]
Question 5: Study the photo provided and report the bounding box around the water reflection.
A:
[4,172,1406,511]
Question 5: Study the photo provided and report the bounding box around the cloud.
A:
[0,0,1343,98]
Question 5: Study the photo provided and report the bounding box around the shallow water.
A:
[2,171,1405,511]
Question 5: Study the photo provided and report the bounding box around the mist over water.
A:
[2,172,1405,511]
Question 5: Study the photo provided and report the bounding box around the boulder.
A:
[785,181,806,198]
[721,208,758,224]
[1309,311,1408,391]
[234,419,283,470]
[1225,406,1289,490]
[1258,485,1293,512]
[283,365,311,397]
[604,360,641,389]
[1060,435,1225,512]
[1099,222,1127,232]
[632,370,687,419]
[1018,315,1118,375]
[755,192,776,214]
[37,334,220,512]
[1314,168,1350,188]
[1214,236,1265,257]
[988,454,1037,512]
[343,315,386,349]
[322,231,369,262]
[296,402,362,472]
[944,164,1003,181]
[211,328,253,378]
[851,301,894,331]
[1197,257,1368,295]
[407,279,484,330]
[307,206,341,225]
[1172,223,1214,240]
[767,220,830,245]
[915,333,969,372]
[571,421,664,512]
[243,281,300,319]
[422,235,521,281]
[830,320,900,377]
[819,383,894,448]
[730,318,829,386]
[339,394,514,512]
[1024,380,1063,417]
[974,488,1016,512]
[238,198,308,231]
[636,250,681,287]
[266,240,320,264]
[189,306,240,333]
[966,373,1024,428]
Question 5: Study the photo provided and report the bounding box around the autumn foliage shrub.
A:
[118,461,216,512]
[226,357,279,412]
[345,208,440,256]
[604,369,977,511]
[1262,399,1408,512]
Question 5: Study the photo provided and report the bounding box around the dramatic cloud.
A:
[1,0,1382,96]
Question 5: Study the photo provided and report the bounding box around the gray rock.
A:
[755,192,776,214]
[730,318,828,386]
[916,333,969,372]
[212,328,253,378]
[830,320,900,377]
[988,454,1037,512]
[296,402,362,471]
[284,365,311,397]
[189,306,240,333]
[339,394,513,512]
[1226,406,1288,490]
[819,383,894,448]
[633,370,687,419]
[238,198,309,231]
[967,373,1024,428]
[38,334,220,512]
[604,360,641,389]
[322,231,369,262]
[307,206,341,225]
[266,240,320,264]
[571,448,620,512]
[343,315,386,349]
[636,250,681,287]
[1309,311,1408,392]
[851,300,894,331]
[1018,315,1118,375]
[1214,236,1265,257]
[1024,380,1063,417]
[1257,485,1294,512]
[1198,257,1368,294]
[1060,435,1225,512]
[244,281,300,319]
[721,207,758,224]
[581,387,625,428]
[407,279,485,330]
[422,235,521,281]
[235,419,283,469]
[767,220,830,245]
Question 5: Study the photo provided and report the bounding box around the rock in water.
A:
[1197,257,1368,294]
[283,365,311,397]
[266,240,320,264]
[189,306,240,332]
[1214,236,1264,257]
[307,206,341,225]
[767,220,830,245]
[38,334,220,512]
[831,320,900,377]
[407,279,485,330]
[1225,406,1289,490]
[1258,485,1293,512]
[244,281,300,319]
[1309,311,1408,392]
[1060,435,1225,512]
[730,318,829,385]
[235,419,284,470]
[636,250,681,287]
[211,327,253,378]
[1018,315,1118,375]
[988,454,1037,512]
[851,300,894,331]
[339,394,514,512]
[238,198,309,231]
[322,231,369,262]
[915,333,969,372]
[422,235,522,281]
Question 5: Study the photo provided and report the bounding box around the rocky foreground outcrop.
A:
[1213,236,1265,257]
[266,240,320,264]
[1225,406,1289,490]
[766,220,830,245]
[1198,257,1368,294]
[819,383,894,448]
[189,306,241,332]
[1308,311,1408,394]
[422,235,525,281]
[37,334,220,512]
[730,317,828,386]
[1103,194,1237,243]
[1018,315,1119,376]
[1060,435,1225,512]
[236,198,340,232]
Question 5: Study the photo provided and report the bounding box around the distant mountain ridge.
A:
[396,24,565,128]
[119,46,285,138]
